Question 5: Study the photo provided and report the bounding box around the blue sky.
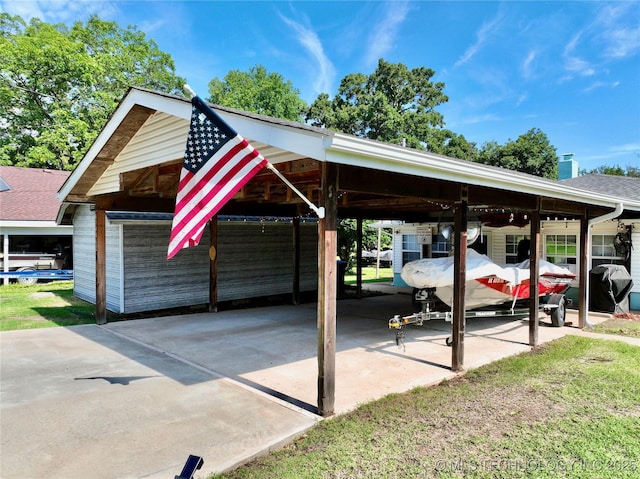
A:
[2,1,639,172]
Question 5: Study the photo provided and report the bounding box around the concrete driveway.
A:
[1,289,626,479]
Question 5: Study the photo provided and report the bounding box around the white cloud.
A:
[563,32,596,77]
[581,80,620,93]
[1,0,116,23]
[594,3,640,60]
[279,13,336,95]
[454,12,503,68]
[521,50,536,79]
[364,1,410,66]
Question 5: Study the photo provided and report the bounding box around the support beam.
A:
[95,209,107,325]
[209,218,218,312]
[356,218,363,298]
[578,212,589,328]
[529,207,541,346]
[2,233,8,286]
[292,216,301,305]
[451,190,467,372]
[317,162,338,416]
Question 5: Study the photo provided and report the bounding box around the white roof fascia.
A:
[59,89,332,202]
[211,110,330,163]
[56,88,189,202]
[326,133,640,212]
[0,222,72,235]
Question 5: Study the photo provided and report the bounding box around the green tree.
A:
[0,14,184,170]
[305,59,451,151]
[337,219,392,272]
[207,65,306,121]
[580,164,640,178]
[477,128,558,179]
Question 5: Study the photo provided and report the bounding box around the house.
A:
[57,87,640,415]
[0,166,73,284]
[391,207,639,311]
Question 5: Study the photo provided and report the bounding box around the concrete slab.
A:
[2,290,638,479]
[0,325,319,479]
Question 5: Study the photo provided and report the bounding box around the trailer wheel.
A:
[17,267,38,286]
[549,294,566,327]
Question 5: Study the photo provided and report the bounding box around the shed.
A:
[57,87,640,415]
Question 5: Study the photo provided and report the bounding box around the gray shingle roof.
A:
[561,174,640,202]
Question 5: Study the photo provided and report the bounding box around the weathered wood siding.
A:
[122,224,210,313]
[72,208,319,314]
[217,221,317,301]
[299,221,319,291]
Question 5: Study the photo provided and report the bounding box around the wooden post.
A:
[451,191,467,372]
[356,218,363,298]
[578,211,589,328]
[292,216,301,305]
[95,208,107,325]
[209,218,218,312]
[529,207,540,346]
[317,162,338,416]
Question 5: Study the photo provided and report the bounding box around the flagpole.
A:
[266,163,325,219]
[182,84,326,219]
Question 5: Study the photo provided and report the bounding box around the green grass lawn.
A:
[213,335,640,479]
[344,266,393,284]
[0,280,95,330]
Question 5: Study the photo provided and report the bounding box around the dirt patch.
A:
[29,292,56,299]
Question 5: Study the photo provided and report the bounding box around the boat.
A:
[400,249,576,310]
[389,250,576,348]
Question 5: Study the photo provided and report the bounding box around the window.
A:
[505,234,530,264]
[545,234,577,266]
[591,234,625,267]
[402,234,420,265]
[431,233,452,258]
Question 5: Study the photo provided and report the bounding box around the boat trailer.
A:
[388,287,568,349]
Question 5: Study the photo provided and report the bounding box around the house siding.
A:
[72,206,95,304]
[72,205,121,311]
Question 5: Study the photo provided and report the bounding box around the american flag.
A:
[168,96,267,259]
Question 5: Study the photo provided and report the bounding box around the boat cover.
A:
[401,249,574,290]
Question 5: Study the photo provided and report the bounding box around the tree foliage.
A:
[207,65,306,121]
[0,14,184,170]
[477,128,558,179]
[305,59,462,152]
[580,163,640,178]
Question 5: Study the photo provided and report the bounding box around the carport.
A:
[58,87,640,416]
